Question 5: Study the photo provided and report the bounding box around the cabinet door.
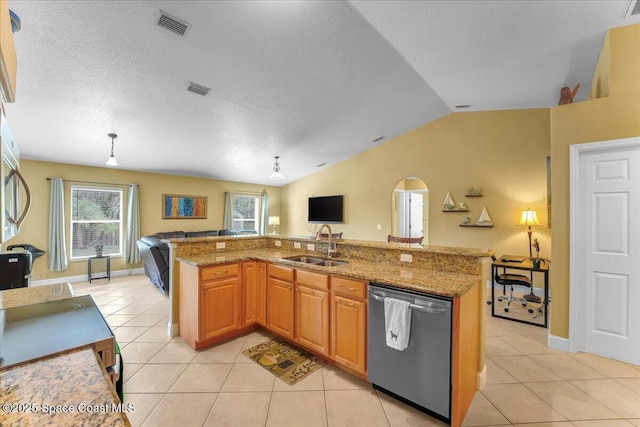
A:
[242,261,257,326]
[267,277,294,339]
[200,277,241,341]
[295,284,330,356]
[256,262,267,326]
[331,295,366,374]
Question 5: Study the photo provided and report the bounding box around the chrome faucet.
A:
[317,224,337,258]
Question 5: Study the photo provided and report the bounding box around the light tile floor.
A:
[73,275,640,427]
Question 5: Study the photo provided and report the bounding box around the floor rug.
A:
[241,338,325,385]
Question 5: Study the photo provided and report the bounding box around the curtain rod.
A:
[46,178,138,187]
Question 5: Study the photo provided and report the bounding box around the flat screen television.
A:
[308,195,344,223]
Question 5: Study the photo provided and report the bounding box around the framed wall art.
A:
[162,194,207,219]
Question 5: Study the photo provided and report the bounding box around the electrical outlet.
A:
[400,253,413,262]
[400,270,413,279]
[294,242,301,249]
[274,240,282,247]
[377,224,382,230]
[307,243,315,251]
[216,242,226,249]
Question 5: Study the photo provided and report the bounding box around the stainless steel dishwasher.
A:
[368,283,452,423]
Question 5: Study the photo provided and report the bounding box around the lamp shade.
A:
[518,208,541,226]
[268,216,280,226]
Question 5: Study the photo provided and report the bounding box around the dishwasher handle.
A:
[370,292,446,314]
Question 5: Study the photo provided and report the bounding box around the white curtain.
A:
[48,177,67,271]
[223,191,233,229]
[260,191,268,235]
[126,184,141,263]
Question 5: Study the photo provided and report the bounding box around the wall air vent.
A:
[371,136,385,143]
[187,82,211,96]
[158,11,189,36]
[455,104,471,109]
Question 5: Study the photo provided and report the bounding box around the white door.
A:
[571,138,640,365]
[409,193,424,238]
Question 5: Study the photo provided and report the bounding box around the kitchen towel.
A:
[384,297,411,351]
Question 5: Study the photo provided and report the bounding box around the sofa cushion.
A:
[185,230,220,237]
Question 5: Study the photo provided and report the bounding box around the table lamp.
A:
[268,216,280,235]
[518,208,541,302]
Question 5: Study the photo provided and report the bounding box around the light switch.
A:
[400,253,413,262]
[294,242,301,249]
[376,224,382,230]
[307,243,315,251]
[275,240,282,247]
[216,242,226,249]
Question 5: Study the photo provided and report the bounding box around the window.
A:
[70,187,123,259]
[232,193,261,233]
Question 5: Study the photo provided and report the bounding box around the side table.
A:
[88,255,111,283]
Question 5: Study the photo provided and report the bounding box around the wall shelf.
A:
[442,209,469,212]
[465,194,483,198]
[459,223,493,228]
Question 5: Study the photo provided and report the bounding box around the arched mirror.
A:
[391,177,429,244]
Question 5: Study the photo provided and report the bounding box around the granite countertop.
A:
[0,346,131,426]
[177,248,481,297]
[0,283,74,309]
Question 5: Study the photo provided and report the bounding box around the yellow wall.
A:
[283,108,552,261]
[7,160,281,281]
[549,23,640,338]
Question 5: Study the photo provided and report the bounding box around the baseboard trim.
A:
[168,322,179,338]
[31,268,145,287]
[477,364,487,390]
[548,334,570,352]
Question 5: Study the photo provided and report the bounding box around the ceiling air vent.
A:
[157,11,189,36]
[187,82,211,96]
[371,136,385,143]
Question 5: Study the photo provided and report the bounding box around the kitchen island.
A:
[169,235,489,426]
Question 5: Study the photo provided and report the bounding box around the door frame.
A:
[569,136,640,354]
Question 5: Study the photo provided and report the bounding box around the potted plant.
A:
[94,244,104,257]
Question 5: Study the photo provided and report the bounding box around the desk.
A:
[88,255,111,283]
[491,254,549,328]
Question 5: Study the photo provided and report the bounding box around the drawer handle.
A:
[338,300,356,307]
[340,286,357,291]
[213,270,229,275]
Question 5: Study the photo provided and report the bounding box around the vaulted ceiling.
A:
[5,1,639,185]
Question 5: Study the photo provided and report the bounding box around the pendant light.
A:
[269,156,284,179]
[106,133,118,166]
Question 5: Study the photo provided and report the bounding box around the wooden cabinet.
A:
[295,270,330,356]
[256,261,267,326]
[267,265,295,339]
[242,260,267,327]
[0,0,17,103]
[331,276,367,375]
[179,262,241,349]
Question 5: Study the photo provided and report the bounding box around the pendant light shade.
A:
[106,133,118,166]
[269,155,284,179]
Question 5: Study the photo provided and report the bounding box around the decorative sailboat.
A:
[443,192,456,211]
[476,206,492,225]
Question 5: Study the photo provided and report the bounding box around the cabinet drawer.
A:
[269,264,294,282]
[201,263,239,281]
[296,269,329,291]
[332,276,366,299]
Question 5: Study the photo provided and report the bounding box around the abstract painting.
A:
[162,194,207,219]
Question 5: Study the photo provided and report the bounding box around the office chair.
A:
[491,255,532,313]
[388,235,423,244]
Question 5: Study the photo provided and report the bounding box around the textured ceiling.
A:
[4,1,639,186]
